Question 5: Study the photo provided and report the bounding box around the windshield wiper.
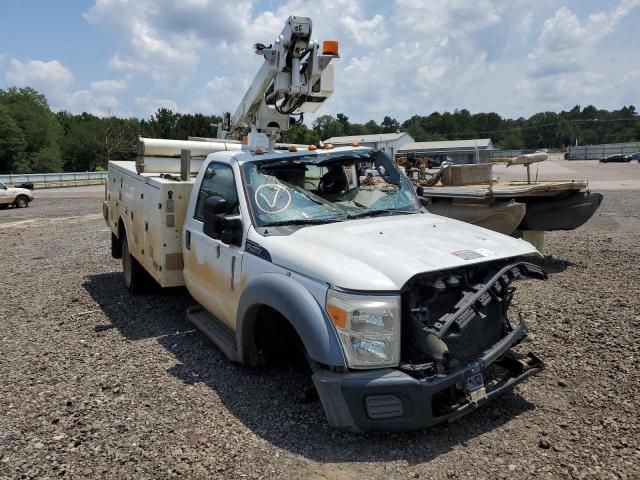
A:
[346,209,414,220]
[261,218,339,227]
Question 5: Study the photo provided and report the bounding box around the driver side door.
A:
[183,162,244,329]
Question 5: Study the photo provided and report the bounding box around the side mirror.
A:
[203,195,227,216]
[203,196,226,239]
[202,196,242,246]
[415,186,424,196]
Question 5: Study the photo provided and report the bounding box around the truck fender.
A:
[236,273,346,368]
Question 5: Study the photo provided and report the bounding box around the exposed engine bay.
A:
[400,259,547,380]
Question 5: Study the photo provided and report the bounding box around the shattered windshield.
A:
[242,149,420,227]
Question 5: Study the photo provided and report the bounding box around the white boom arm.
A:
[229,16,338,148]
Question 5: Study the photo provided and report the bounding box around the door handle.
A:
[185,230,191,250]
[230,256,236,290]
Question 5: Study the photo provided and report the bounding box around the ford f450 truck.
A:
[104,139,546,431]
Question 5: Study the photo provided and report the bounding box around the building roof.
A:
[399,138,493,152]
[324,132,411,144]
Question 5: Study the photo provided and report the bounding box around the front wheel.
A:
[121,235,149,294]
[14,196,29,208]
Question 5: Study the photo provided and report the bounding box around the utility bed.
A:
[104,161,194,287]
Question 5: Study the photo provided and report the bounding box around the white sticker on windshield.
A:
[254,183,292,214]
[451,248,494,260]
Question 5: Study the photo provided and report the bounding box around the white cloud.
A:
[3,58,130,116]
[4,1,639,121]
[64,89,120,116]
[90,78,128,94]
[84,0,203,88]
[339,14,388,47]
[189,76,242,114]
[529,1,640,77]
[6,59,74,89]
[81,0,385,93]
[135,96,179,117]
[394,0,501,35]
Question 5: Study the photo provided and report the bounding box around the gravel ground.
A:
[0,183,638,479]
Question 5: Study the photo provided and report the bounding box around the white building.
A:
[324,132,415,160]
[398,138,494,164]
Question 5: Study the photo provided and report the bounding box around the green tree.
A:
[496,129,523,149]
[336,113,350,133]
[0,87,63,172]
[312,115,345,140]
[522,112,561,149]
[58,111,101,171]
[347,123,368,135]
[175,113,222,140]
[380,116,399,133]
[93,117,137,168]
[0,105,26,173]
[152,108,181,138]
[32,145,64,172]
[282,124,319,144]
[365,120,381,134]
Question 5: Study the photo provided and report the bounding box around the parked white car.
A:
[0,181,34,209]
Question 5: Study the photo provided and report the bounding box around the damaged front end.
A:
[313,258,547,432]
[400,259,547,417]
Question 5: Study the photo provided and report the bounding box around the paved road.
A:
[493,159,640,190]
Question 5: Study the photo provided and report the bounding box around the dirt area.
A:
[1,167,639,479]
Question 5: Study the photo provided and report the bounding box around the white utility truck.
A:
[104,17,547,431]
[0,181,33,209]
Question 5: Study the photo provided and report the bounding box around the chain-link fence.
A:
[0,172,108,188]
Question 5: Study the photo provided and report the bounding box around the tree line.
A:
[1,86,638,174]
[0,87,223,174]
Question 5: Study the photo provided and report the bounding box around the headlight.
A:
[325,289,401,368]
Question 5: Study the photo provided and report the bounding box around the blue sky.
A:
[1,0,639,122]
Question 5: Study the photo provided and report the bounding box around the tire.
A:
[14,196,29,208]
[121,235,149,294]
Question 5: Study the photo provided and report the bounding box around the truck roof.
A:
[109,145,375,181]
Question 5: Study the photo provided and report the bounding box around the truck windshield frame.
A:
[241,149,421,228]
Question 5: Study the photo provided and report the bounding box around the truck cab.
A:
[105,144,547,432]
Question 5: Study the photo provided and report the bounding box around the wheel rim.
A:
[122,239,132,288]
[16,198,27,208]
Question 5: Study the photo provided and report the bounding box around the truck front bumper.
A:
[312,320,543,432]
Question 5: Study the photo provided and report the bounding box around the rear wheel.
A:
[14,196,29,208]
[121,235,149,294]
